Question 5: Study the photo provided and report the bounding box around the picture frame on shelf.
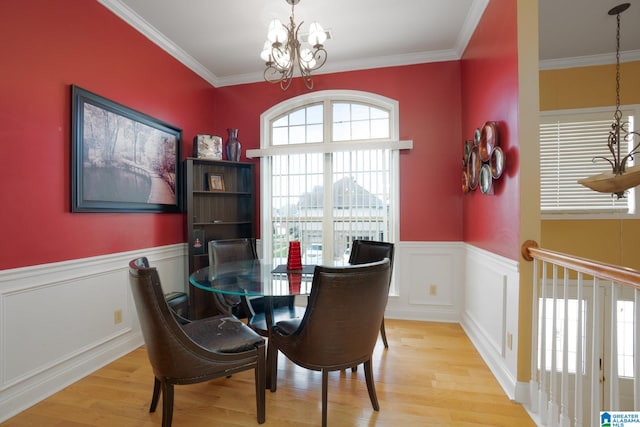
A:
[193,134,223,160]
[208,173,225,191]
[71,85,182,213]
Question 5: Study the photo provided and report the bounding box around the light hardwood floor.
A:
[1,320,534,426]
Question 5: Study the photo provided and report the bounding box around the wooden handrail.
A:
[521,240,640,290]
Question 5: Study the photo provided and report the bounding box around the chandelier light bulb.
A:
[260,41,272,62]
[299,48,316,69]
[307,22,326,46]
[267,19,287,44]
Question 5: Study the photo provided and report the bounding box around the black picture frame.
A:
[71,85,182,213]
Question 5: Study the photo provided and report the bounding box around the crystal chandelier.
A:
[578,3,640,198]
[260,0,328,90]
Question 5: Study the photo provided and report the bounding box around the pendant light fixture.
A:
[578,3,640,198]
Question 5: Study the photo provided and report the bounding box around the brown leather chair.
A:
[209,238,302,336]
[128,257,266,426]
[348,240,395,348]
[267,259,391,427]
[208,238,258,317]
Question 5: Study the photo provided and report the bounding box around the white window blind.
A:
[540,108,636,214]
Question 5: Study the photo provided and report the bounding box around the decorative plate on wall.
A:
[479,121,498,163]
[467,145,480,190]
[490,146,504,179]
[479,163,493,194]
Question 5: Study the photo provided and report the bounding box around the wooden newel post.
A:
[521,240,538,262]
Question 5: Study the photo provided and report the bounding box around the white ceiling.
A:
[99,0,640,87]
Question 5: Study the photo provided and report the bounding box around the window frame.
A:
[257,90,404,291]
[540,105,640,220]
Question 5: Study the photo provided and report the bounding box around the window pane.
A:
[307,124,323,143]
[351,120,370,140]
[333,122,350,141]
[289,109,306,126]
[307,104,323,123]
[352,104,369,121]
[273,127,288,145]
[332,102,390,142]
[618,300,634,378]
[371,118,389,138]
[289,125,306,144]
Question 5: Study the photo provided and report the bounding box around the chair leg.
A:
[161,381,174,427]
[380,318,389,348]
[364,359,380,411]
[267,341,278,392]
[254,344,266,424]
[321,369,329,427]
[150,377,161,412]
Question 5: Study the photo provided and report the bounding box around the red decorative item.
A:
[288,273,302,293]
[287,241,302,271]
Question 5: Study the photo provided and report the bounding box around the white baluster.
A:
[547,265,559,427]
[591,278,601,426]
[635,288,640,410]
[530,259,540,413]
[610,282,619,409]
[559,267,570,427]
[540,262,549,424]
[574,273,584,427]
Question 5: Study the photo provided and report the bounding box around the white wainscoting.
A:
[385,242,465,323]
[0,244,186,422]
[460,244,520,400]
[0,240,522,422]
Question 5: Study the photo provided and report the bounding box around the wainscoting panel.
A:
[385,242,464,323]
[0,244,186,423]
[461,244,520,400]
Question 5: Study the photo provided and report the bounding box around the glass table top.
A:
[189,260,316,297]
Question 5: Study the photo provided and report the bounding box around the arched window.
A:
[250,90,409,268]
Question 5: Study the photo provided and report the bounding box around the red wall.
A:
[0,0,215,269]
[1,0,518,270]
[212,63,464,242]
[460,0,520,260]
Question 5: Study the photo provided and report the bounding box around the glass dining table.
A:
[189,260,317,332]
[190,260,317,389]
[189,260,316,299]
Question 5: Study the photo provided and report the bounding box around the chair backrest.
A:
[128,257,213,379]
[208,238,258,268]
[287,258,391,369]
[348,240,395,277]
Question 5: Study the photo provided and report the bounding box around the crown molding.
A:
[539,50,640,70]
[98,0,221,87]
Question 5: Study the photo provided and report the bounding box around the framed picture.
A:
[71,85,182,213]
[193,134,223,160]
[208,173,225,191]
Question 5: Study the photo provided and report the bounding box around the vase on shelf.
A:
[225,128,241,162]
